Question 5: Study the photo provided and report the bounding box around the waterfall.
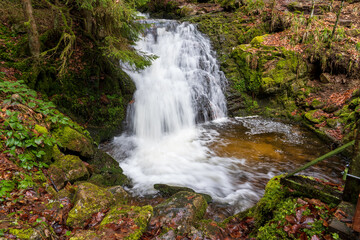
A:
[108,19,259,209]
[126,20,228,139]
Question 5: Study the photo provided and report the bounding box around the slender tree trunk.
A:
[302,0,316,43]
[22,0,40,58]
[270,0,277,32]
[329,0,335,12]
[310,0,316,18]
[331,0,345,40]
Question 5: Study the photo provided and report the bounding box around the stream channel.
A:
[102,19,345,216]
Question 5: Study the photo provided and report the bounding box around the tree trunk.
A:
[343,111,360,204]
[269,0,277,32]
[22,0,40,58]
[331,0,345,40]
[310,0,316,18]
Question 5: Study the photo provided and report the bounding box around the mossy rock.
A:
[99,204,153,239]
[88,150,130,187]
[8,223,56,240]
[197,220,224,239]
[253,175,287,226]
[154,184,212,203]
[250,35,266,47]
[304,110,326,124]
[151,191,208,235]
[310,99,325,109]
[107,185,130,204]
[48,154,90,190]
[66,182,115,228]
[54,126,95,159]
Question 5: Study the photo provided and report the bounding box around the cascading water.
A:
[105,19,345,213]
[108,19,258,208]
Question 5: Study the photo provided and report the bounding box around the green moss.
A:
[34,124,49,135]
[254,175,287,226]
[66,182,115,228]
[8,228,34,239]
[250,35,266,47]
[100,204,153,239]
[54,126,95,158]
[304,110,325,124]
[256,198,297,239]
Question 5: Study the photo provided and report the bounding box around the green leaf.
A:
[34,138,42,145]
[28,102,36,108]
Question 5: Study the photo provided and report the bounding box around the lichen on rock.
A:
[48,154,90,190]
[66,182,115,228]
[99,204,153,239]
[150,191,208,235]
[54,126,95,159]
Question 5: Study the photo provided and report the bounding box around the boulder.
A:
[66,182,115,228]
[87,150,130,187]
[54,126,95,159]
[48,155,89,190]
[107,185,130,203]
[150,191,208,235]
[154,184,212,203]
[99,204,153,240]
[304,110,326,124]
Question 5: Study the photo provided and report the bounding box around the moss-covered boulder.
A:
[66,182,115,228]
[231,43,307,95]
[150,191,208,235]
[154,184,212,203]
[88,150,130,187]
[48,154,90,190]
[154,184,196,197]
[107,185,130,204]
[253,175,287,226]
[99,204,153,239]
[304,110,326,124]
[54,126,95,159]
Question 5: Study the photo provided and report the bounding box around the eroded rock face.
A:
[99,204,153,240]
[54,126,95,159]
[66,182,115,228]
[48,154,90,190]
[149,191,208,235]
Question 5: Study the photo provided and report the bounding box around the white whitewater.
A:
[109,20,260,211]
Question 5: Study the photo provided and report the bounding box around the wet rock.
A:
[154,184,212,203]
[107,185,130,203]
[66,182,115,228]
[87,150,130,187]
[99,204,153,239]
[150,191,208,235]
[154,184,195,197]
[54,126,95,159]
[48,155,90,190]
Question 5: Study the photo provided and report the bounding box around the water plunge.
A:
[105,19,344,213]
